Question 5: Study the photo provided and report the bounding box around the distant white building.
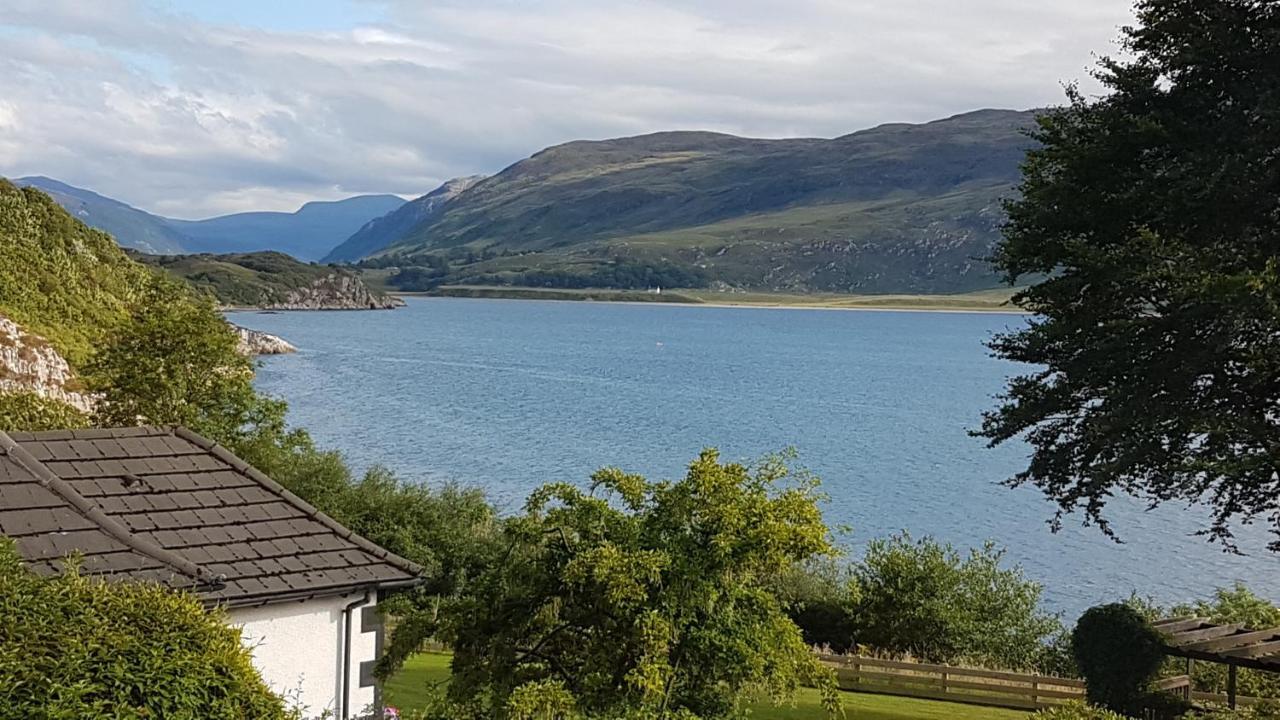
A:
[0,426,422,719]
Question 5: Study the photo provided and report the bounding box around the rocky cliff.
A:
[233,325,297,356]
[265,273,405,310]
[135,251,405,310]
[0,315,96,413]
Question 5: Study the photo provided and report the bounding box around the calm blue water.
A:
[233,297,1280,617]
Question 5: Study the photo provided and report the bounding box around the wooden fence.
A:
[816,655,1260,712]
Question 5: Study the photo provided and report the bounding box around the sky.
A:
[0,0,1135,218]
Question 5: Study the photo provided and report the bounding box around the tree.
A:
[0,541,293,719]
[850,533,1061,670]
[417,450,838,720]
[85,279,286,449]
[979,0,1280,550]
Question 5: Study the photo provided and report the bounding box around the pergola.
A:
[1153,617,1280,708]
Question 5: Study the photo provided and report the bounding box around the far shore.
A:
[391,285,1029,314]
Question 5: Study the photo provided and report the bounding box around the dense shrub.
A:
[851,532,1061,670]
[0,391,88,432]
[1073,604,1172,715]
[1197,700,1280,719]
[772,559,858,653]
[0,541,293,719]
[1032,701,1127,719]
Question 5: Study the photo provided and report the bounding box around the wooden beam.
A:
[1229,665,1238,709]
[1153,617,1211,633]
[1180,628,1280,652]
[1168,623,1244,645]
[1222,640,1280,660]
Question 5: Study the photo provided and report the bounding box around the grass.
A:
[383,652,1034,720]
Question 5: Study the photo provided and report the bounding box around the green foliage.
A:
[1197,701,1280,719]
[0,180,160,365]
[980,0,1280,549]
[771,559,858,654]
[1031,702,1127,720]
[850,532,1061,671]
[418,450,838,720]
[134,251,389,307]
[1141,585,1280,700]
[84,279,281,450]
[1072,604,1167,714]
[0,392,88,432]
[0,540,293,719]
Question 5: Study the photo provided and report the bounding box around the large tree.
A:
[415,450,838,720]
[980,0,1280,550]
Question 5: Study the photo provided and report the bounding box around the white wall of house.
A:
[229,593,379,720]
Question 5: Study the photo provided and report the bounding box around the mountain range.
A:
[352,109,1037,293]
[12,108,1037,293]
[13,176,404,262]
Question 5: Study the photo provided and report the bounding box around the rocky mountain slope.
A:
[135,251,402,309]
[0,315,96,413]
[368,109,1035,294]
[169,194,406,261]
[15,176,189,254]
[324,176,485,263]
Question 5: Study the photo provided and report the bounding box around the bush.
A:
[772,559,857,653]
[0,541,293,719]
[1197,700,1280,719]
[0,391,88,432]
[851,532,1062,670]
[1072,604,1168,714]
[1032,701,1127,719]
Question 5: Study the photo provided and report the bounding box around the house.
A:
[0,425,422,719]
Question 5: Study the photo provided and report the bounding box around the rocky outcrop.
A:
[0,315,96,413]
[265,274,405,310]
[233,325,297,356]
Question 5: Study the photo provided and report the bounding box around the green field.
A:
[383,652,1033,720]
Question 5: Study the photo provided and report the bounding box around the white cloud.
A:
[0,0,1134,217]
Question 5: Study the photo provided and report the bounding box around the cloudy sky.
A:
[0,0,1134,218]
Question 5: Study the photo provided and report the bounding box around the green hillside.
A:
[0,180,162,365]
[15,176,188,255]
[371,109,1034,294]
[134,251,369,307]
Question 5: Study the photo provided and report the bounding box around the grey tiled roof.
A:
[0,426,421,607]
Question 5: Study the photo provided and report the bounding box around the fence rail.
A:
[816,655,1261,711]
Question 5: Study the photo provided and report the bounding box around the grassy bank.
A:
[383,653,1031,719]
[395,284,1022,312]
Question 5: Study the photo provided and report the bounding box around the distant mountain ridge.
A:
[357,108,1037,294]
[12,176,404,261]
[169,195,405,261]
[323,176,485,263]
[15,176,190,255]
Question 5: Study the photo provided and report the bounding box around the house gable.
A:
[0,426,420,608]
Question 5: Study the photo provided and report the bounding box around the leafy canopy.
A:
[423,450,838,720]
[0,541,293,720]
[849,533,1061,671]
[979,0,1280,549]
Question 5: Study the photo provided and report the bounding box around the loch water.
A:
[234,297,1280,616]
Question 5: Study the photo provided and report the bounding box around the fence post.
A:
[1031,680,1040,708]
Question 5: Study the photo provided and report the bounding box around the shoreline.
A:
[393,286,1029,315]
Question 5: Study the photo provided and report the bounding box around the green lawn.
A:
[384,652,1033,720]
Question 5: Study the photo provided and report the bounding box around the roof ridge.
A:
[170,426,423,578]
[0,430,223,589]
